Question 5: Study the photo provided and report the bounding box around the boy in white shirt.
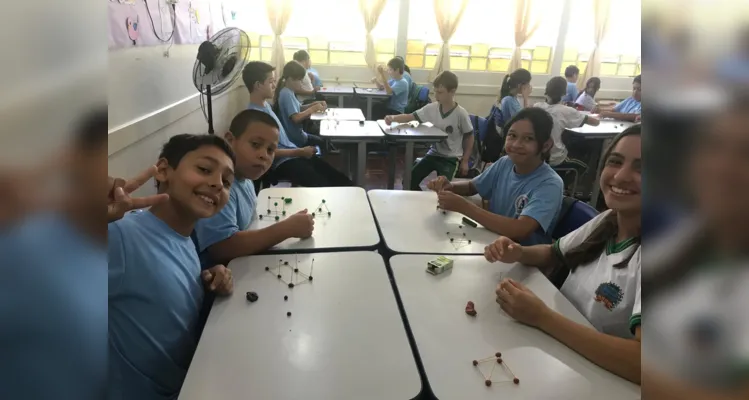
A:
[292,50,318,103]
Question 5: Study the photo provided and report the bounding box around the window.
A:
[225,0,399,66]
[562,0,641,76]
[406,0,562,73]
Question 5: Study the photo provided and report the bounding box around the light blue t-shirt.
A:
[193,178,257,269]
[562,81,579,103]
[403,71,413,90]
[248,101,297,168]
[108,210,204,400]
[613,97,642,114]
[308,68,323,87]
[0,213,107,400]
[471,156,563,245]
[277,87,309,147]
[500,95,522,123]
[387,77,409,113]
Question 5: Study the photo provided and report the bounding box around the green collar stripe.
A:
[607,237,638,255]
[440,103,458,119]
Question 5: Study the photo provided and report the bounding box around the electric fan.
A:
[193,27,251,134]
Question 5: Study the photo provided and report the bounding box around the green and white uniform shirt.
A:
[552,210,641,339]
[413,102,473,158]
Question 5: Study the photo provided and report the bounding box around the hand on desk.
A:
[281,209,314,239]
[484,236,523,263]
[202,264,233,295]
[437,190,470,213]
[384,115,394,125]
[426,175,453,192]
[496,278,551,328]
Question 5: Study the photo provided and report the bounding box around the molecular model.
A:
[472,352,520,387]
[264,255,315,289]
[446,225,472,250]
[311,199,331,218]
[259,196,292,221]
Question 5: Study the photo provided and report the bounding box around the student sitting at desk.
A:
[193,109,314,269]
[575,77,601,112]
[109,134,237,400]
[426,107,563,246]
[384,71,474,190]
[599,75,641,122]
[490,68,533,134]
[561,65,580,105]
[273,60,328,148]
[373,57,410,119]
[292,50,318,103]
[483,126,642,384]
[243,61,353,187]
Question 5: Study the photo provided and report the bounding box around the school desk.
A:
[180,251,421,400]
[368,190,498,255]
[317,86,354,107]
[354,87,389,120]
[565,120,635,208]
[249,187,380,253]
[390,254,642,400]
[319,120,384,186]
[376,120,449,190]
[310,107,365,122]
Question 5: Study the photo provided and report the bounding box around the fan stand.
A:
[206,85,214,135]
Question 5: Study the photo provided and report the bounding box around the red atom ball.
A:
[472,360,478,366]
[496,358,503,364]
[495,352,502,358]
[513,378,519,384]
[485,380,492,387]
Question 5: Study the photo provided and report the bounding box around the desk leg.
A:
[366,97,373,120]
[338,94,344,108]
[403,142,414,190]
[589,138,611,209]
[341,144,351,180]
[387,143,397,190]
[356,142,367,187]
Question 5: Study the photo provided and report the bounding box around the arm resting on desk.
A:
[448,180,479,196]
[206,225,292,265]
[461,204,541,243]
[599,112,639,122]
[517,244,558,275]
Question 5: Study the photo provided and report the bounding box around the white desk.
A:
[319,120,385,186]
[368,190,498,255]
[354,87,389,119]
[180,252,422,400]
[376,120,448,190]
[310,108,365,122]
[565,120,635,208]
[390,255,641,400]
[317,86,354,107]
[250,187,380,253]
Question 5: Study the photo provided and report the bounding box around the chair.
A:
[552,167,580,199]
[469,114,495,173]
[551,196,598,240]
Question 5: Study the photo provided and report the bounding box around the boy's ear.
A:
[154,158,171,187]
[224,131,235,144]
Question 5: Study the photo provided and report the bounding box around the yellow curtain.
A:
[508,0,540,72]
[429,0,469,81]
[359,0,388,73]
[266,0,293,74]
[577,0,612,90]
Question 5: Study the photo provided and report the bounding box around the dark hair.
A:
[387,57,405,75]
[272,61,307,114]
[554,124,642,272]
[503,107,554,161]
[633,75,641,85]
[564,65,580,78]
[545,76,568,104]
[585,77,601,92]
[156,134,236,189]
[74,108,107,151]
[228,109,280,139]
[293,50,310,62]
[242,61,275,93]
[433,71,458,91]
[499,68,532,99]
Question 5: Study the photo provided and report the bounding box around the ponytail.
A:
[499,68,532,101]
[499,74,512,100]
[273,61,307,115]
[272,75,286,115]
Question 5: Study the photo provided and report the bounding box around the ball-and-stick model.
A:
[311,199,331,218]
[259,196,291,221]
[264,255,315,289]
[471,352,519,387]
[446,225,472,250]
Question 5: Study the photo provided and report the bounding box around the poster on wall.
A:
[172,0,213,45]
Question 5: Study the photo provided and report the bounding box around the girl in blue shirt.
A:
[491,68,533,133]
[272,61,328,149]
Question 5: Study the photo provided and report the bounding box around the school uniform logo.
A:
[594,282,623,311]
[514,194,529,216]
[445,125,454,134]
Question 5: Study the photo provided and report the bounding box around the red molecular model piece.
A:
[471,352,519,387]
[513,378,520,384]
[485,380,492,387]
[465,301,477,316]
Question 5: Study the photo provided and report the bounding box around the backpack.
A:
[479,104,506,163]
[405,84,430,114]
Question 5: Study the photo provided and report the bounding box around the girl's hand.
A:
[521,83,533,98]
[484,236,523,263]
[495,278,551,328]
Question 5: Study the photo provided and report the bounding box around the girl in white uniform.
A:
[484,125,642,383]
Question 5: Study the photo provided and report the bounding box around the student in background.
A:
[272,60,328,149]
[384,71,474,190]
[292,50,318,103]
[600,75,641,121]
[484,126,642,384]
[109,134,237,400]
[373,57,410,119]
[534,77,600,189]
[575,77,601,112]
[242,61,353,187]
[395,55,414,89]
[193,110,314,269]
[492,68,533,132]
[426,107,563,246]
[562,65,580,105]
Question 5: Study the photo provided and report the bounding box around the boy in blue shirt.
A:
[600,75,641,122]
[562,65,580,105]
[108,134,237,400]
[193,109,315,268]
[373,57,410,119]
[427,108,563,246]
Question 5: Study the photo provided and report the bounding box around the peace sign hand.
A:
[108,166,169,223]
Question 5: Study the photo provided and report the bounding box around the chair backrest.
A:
[417,86,430,102]
[552,197,598,240]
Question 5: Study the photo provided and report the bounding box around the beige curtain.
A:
[266,0,293,74]
[577,0,612,90]
[429,0,469,81]
[508,0,540,72]
[359,0,388,73]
